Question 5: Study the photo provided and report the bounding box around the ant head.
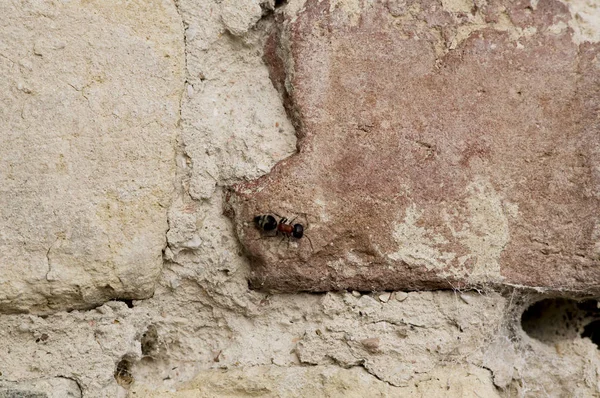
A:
[292,224,304,239]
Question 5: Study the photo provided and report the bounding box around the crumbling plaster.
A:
[0,0,599,397]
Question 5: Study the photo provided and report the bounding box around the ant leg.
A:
[296,212,314,252]
[305,235,315,252]
[251,229,277,241]
[300,212,311,228]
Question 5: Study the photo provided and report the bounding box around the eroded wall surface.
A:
[0,0,599,397]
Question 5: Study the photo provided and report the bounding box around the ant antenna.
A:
[305,235,315,252]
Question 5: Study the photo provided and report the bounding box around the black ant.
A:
[254,214,304,239]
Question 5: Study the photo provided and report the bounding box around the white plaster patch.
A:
[442,0,473,14]
[388,205,456,270]
[559,0,600,44]
[449,11,538,51]
[444,177,509,281]
[548,21,569,35]
[388,178,508,280]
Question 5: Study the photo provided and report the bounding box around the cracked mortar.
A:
[0,0,599,397]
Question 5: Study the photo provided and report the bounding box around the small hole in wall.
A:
[115,299,134,308]
[114,356,134,388]
[275,0,287,7]
[141,325,160,357]
[521,298,600,347]
[582,320,600,348]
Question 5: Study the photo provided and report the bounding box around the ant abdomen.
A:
[254,215,277,232]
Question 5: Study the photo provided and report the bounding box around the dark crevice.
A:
[582,320,600,348]
[521,298,600,347]
[115,299,134,308]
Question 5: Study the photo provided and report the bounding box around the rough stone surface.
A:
[0,0,184,314]
[220,0,264,36]
[129,364,499,397]
[179,0,296,201]
[229,0,600,293]
[0,0,599,397]
[0,377,81,398]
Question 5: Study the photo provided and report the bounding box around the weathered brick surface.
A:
[229,0,600,293]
